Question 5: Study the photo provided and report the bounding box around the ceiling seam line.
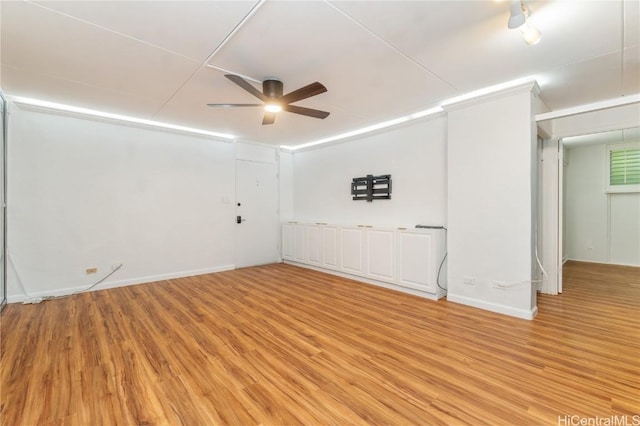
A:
[542,47,634,77]
[204,65,262,84]
[150,0,268,119]
[1,63,150,102]
[23,0,200,63]
[324,0,459,93]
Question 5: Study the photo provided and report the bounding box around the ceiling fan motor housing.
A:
[263,79,283,99]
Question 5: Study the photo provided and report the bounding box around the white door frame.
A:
[539,137,562,294]
[536,100,640,295]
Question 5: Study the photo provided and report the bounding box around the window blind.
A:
[610,147,640,186]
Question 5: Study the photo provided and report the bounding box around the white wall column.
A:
[444,82,539,319]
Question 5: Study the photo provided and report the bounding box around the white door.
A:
[235,159,279,268]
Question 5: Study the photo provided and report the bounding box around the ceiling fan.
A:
[207,74,330,125]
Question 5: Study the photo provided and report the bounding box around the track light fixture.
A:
[508,0,541,45]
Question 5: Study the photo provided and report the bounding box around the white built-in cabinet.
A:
[282,224,294,260]
[306,224,322,266]
[397,230,437,293]
[340,226,365,276]
[293,223,306,263]
[281,222,447,300]
[321,225,340,270]
[365,228,395,283]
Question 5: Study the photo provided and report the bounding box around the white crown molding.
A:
[442,81,540,112]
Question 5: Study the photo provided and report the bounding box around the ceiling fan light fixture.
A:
[209,74,329,125]
[264,103,282,113]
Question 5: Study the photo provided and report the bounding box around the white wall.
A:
[7,103,236,301]
[291,116,447,228]
[565,142,640,266]
[279,150,294,222]
[564,144,608,262]
[445,83,538,319]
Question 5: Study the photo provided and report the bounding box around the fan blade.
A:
[283,104,330,119]
[280,82,327,104]
[262,112,276,125]
[225,74,266,101]
[207,103,263,108]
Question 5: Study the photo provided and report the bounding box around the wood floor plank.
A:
[1,260,639,425]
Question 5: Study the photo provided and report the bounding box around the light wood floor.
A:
[1,261,638,425]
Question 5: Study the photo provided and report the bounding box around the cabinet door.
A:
[281,224,295,260]
[340,227,365,276]
[321,226,340,270]
[366,229,395,283]
[307,225,322,266]
[293,224,307,263]
[397,231,435,292]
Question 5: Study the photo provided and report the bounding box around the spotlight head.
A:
[508,0,526,29]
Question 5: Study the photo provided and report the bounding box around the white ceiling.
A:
[1,0,639,147]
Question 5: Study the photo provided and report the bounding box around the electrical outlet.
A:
[463,276,475,285]
[86,267,97,274]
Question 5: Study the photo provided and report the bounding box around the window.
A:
[607,143,640,193]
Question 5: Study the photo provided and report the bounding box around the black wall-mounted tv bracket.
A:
[351,174,392,202]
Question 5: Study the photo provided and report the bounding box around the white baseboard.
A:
[565,258,640,268]
[446,293,538,320]
[7,264,235,304]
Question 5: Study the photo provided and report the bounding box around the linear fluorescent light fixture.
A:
[9,96,236,140]
[441,75,538,107]
[283,76,540,151]
[281,106,444,151]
